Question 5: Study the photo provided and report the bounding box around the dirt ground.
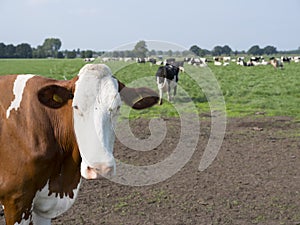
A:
[1,116,300,225]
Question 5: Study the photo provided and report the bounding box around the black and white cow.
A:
[155,64,179,105]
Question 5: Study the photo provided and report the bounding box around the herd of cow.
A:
[153,55,300,103]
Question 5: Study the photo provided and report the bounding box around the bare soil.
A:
[1,116,300,225]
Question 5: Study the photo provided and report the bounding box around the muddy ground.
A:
[1,116,300,225]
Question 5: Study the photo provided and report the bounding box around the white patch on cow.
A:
[14,214,31,225]
[14,210,33,225]
[156,76,177,102]
[6,75,35,119]
[32,180,81,220]
[72,64,120,178]
[156,77,167,91]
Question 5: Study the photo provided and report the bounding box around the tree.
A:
[167,50,173,57]
[32,46,46,58]
[199,49,210,57]
[222,45,232,56]
[133,40,148,58]
[212,46,223,56]
[42,38,62,58]
[189,45,201,56]
[57,51,64,58]
[5,44,16,58]
[247,45,263,55]
[263,45,277,55]
[157,50,163,56]
[65,50,76,58]
[81,50,93,58]
[16,43,32,58]
[0,43,6,58]
[149,49,156,56]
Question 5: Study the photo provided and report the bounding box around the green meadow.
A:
[0,58,299,119]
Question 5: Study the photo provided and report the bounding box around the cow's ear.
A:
[117,80,159,110]
[38,85,74,109]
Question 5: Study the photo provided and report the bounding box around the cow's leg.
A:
[32,212,51,225]
[3,197,34,225]
[173,76,178,98]
[156,77,164,105]
[167,81,172,102]
[167,89,171,102]
[158,87,163,105]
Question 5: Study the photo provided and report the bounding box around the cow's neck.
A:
[48,77,81,198]
[48,143,81,198]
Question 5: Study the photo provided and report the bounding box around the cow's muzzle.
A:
[81,161,115,179]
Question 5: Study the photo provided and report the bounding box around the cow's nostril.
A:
[103,166,113,174]
[93,164,114,177]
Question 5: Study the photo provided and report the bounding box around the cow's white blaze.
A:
[72,64,120,179]
[6,75,35,119]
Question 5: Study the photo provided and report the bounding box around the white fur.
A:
[33,181,80,218]
[31,180,81,224]
[72,64,120,178]
[6,75,35,119]
[156,77,177,102]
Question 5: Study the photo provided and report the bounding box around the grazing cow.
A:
[214,61,222,66]
[281,56,291,63]
[136,58,146,63]
[0,64,158,225]
[293,56,300,63]
[155,64,179,105]
[148,58,157,64]
[270,57,284,69]
[84,57,95,62]
[188,58,207,67]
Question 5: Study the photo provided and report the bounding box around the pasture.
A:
[0,58,300,224]
[0,58,299,119]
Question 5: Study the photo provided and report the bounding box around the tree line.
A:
[0,38,102,59]
[0,38,299,59]
[189,44,300,57]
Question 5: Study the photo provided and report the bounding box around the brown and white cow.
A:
[0,64,158,225]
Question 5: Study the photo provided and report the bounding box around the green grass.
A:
[211,63,300,118]
[0,58,299,119]
[0,58,85,80]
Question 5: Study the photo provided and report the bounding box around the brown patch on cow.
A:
[48,146,81,198]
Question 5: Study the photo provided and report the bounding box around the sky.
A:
[1,0,299,51]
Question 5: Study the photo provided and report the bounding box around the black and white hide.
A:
[155,64,179,105]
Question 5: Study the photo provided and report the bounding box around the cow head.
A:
[38,64,158,180]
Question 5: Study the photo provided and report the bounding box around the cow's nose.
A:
[97,164,114,176]
[87,163,115,179]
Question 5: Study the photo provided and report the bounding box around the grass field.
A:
[0,58,299,119]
